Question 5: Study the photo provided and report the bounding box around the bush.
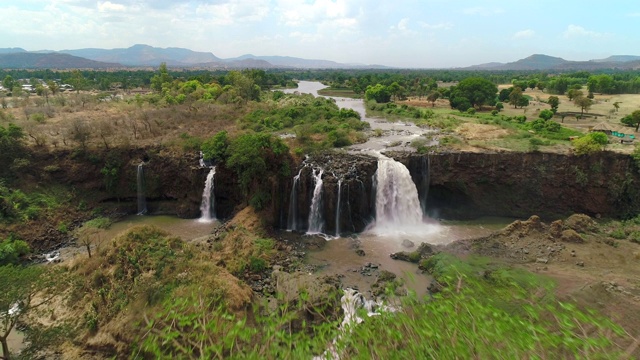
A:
[466,107,476,115]
[0,237,30,265]
[573,132,608,155]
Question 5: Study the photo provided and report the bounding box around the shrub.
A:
[573,132,608,155]
[0,237,30,265]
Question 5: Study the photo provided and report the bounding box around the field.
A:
[397,86,640,154]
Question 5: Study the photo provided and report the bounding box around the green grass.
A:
[317,87,362,98]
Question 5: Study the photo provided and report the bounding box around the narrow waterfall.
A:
[286,167,305,231]
[306,168,325,234]
[371,154,423,233]
[335,179,342,237]
[418,156,431,216]
[136,163,147,215]
[198,166,216,222]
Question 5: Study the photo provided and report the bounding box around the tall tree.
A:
[547,96,560,113]
[574,96,592,117]
[509,87,524,108]
[449,77,498,109]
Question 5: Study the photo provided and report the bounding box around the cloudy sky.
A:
[1,0,639,68]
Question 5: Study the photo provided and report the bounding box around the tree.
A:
[426,91,440,107]
[68,70,86,94]
[573,133,608,155]
[509,87,525,108]
[567,89,583,101]
[621,110,640,131]
[547,96,560,113]
[574,96,592,117]
[201,131,229,162]
[0,265,42,360]
[539,109,554,121]
[450,77,498,109]
[612,101,621,113]
[498,88,512,102]
[364,84,391,103]
[2,76,14,92]
[150,63,173,93]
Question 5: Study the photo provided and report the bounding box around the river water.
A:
[283,81,433,151]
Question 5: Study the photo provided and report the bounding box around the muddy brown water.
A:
[306,217,513,298]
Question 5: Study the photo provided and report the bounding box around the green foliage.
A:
[201,131,229,162]
[226,133,289,192]
[83,216,112,229]
[0,237,30,265]
[364,83,391,103]
[572,132,608,155]
[0,182,67,223]
[450,77,498,109]
[539,109,554,121]
[249,190,271,210]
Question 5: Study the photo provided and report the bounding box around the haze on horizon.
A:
[1,0,639,68]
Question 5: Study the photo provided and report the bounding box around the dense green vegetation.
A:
[133,251,625,359]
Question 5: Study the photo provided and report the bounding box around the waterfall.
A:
[136,163,147,215]
[198,166,216,222]
[418,155,431,216]
[306,168,325,234]
[286,167,304,231]
[335,179,342,237]
[370,154,424,234]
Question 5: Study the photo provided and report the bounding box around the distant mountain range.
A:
[0,44,388,70]
[466,54,640,71]
[0,45,639,71]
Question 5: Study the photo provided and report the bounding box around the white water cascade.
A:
[335,179,342,237]
[286,167,305,231]
[136,163,147,215]
[198,166,216,222]
[370,153,436,236]
[306,168,325,234]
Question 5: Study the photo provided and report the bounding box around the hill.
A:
[0,52,120,69]
[466,54,640,71]
[60,44,221,66]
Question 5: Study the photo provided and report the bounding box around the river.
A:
[283,81,433,151]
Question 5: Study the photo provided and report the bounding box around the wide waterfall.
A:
[306,168,325,234]
[369,153,437,236]
[136,163,147,215]
[198,166,216,222]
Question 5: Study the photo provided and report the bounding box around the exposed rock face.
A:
[276,153,378,234]
[402,152,640,220]
[30,148,640,233]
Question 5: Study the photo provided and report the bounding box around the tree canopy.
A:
[449,77,498,110]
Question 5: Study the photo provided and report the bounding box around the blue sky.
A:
[1,0,639,68]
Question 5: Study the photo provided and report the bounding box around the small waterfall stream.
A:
[286,167,305,231]
[306,168,325,234]
[136,163,147,215]
[335,179,342,237]
[198,166,216,222]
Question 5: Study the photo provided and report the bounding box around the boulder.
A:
[561,229,585,243]
[565,214,597,233]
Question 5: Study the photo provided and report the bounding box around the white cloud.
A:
[420,22,453,30]
[463,6,504,16]
[513,29,535,39]
[98,1,126,12]
[563,24,603,39]
[276,0,361,28]
[196,0,270,25]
